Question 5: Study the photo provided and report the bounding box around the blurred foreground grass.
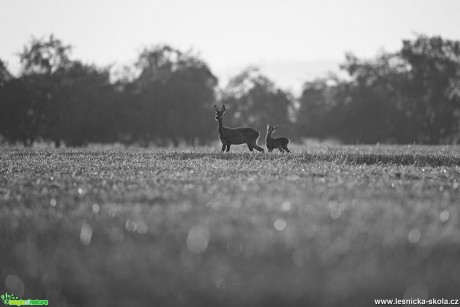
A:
[1,145,460,306]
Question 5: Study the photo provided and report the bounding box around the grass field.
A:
[1,145,460,307]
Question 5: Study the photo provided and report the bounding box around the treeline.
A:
[0,34,459,146]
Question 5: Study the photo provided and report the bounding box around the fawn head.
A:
[214,105,225,121]
[267,124,278,134]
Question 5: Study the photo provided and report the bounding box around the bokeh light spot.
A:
[186,225,210,253]
[274,218,287,231]
[281,201,292,212]
[136,220,148,234]
[440,210,450,223]
[125,219,137,232]
[80,223,93,245]
[408,228,421,243]
[92,204,100,213]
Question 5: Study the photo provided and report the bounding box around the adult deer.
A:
[266,124,291,153]
[214,105,264,152]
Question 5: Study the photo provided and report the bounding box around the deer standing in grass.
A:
[214,105,264,152]
[266,124,291,153]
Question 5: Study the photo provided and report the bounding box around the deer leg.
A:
[221,142,226,152]
[253,144,264,152]
[278,148,284,153]
[247,143,254,152]
[226,144,231,152]
[283,145,291,153]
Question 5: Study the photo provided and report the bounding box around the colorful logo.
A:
[1,292,48,306]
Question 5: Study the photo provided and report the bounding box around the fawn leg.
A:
[226,144,231,152]
[221,142,226,152]
[278,148,284,153]
[283,145,291,153]
[247,143,254,152]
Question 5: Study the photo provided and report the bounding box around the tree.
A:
[336,53,410,143]
[19,35,72,76]
[0,76,47,146]
[296,35,460,144]
[0,59,12,85]
[127,45,218,145]
[296,76,344,140]
[48,62,116,146]
[0,35,75,146]
[0,59,12,143]
[400,35,460,143]
[221,67,294,138]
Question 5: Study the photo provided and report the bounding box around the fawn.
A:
[214,105,264,152]
[266,124,291,153]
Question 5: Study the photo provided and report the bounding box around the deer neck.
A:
[217,118,224,135]
[266,130,273,141]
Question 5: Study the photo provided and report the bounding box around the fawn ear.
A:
[274,125,278,129]
[214,105,219,111]
[222,104,226,112]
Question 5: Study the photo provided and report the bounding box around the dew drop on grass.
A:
[80,223,93,246]
[92,204,100,213]
[281,201,292,212]
[136,220,148,234]
[274,218,287,231]
[329,201,345,220]
[78,188,83,194]
[453,182,459,189]
[125,219,137,232]
[186,225,210,254]
[440,210,450,223]
[287,174,300,181]
[50,198,57,207]
[330,209,342,220]
[408,229,421,243]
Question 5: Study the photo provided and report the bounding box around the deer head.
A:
[214,104,225,121]
[267,124,278,134]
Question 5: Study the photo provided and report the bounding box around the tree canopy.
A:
[1,34,460,146]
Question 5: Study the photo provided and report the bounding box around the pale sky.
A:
[1,0,460,91]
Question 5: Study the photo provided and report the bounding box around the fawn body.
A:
[214,105,264,152]
[266,124,291,153]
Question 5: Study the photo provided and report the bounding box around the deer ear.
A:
[274,125,278,129]
[222,105,226,111]
[214,105,219,111]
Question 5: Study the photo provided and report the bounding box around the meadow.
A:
[1,145,460,307]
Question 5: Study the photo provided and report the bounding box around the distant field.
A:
[1,145,460,307]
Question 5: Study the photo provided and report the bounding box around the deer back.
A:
[221,127,260,145]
